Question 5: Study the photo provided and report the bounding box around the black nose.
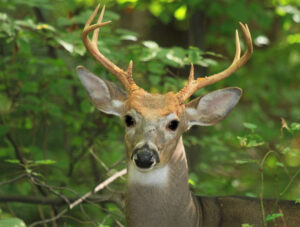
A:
[135,151,154,168]
[132,146,159,169]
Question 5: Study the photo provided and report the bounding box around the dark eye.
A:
[125,115,135,127]
[167,120,179,131]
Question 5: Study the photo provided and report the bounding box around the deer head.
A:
[77,4,253,172]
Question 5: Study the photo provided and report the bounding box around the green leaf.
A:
[204,51,223,58]
[243,122,257,131]
[149,74,161,86]
[36,23,56,32]
[143,41,159,49]
[235,159,257,165]
[24,118,33,130]
[140,50,157,61]
[247,139,265,148]
[117,28,138,41]
[149,1,163,17]
[189,173,198,187]
[5,159,21,164]
[0,93,12,114]
[120,34,138,41]
[202,58,217,66]
[34,160,56,165]
[237,134,265,148]
[235,160,249,164]
[174,5,187,21]
[242,224,254,227]
[188,49,202,63]
[165,50,184,66]
[266,213,284,222]
[147,62,165,74]
[15,19,37,30]
[56,38,74,53]
[281,147,291,155]
[0,218,26,227]
[296,198,300,204]
[237,135,264,148]
[290,122,300,132]
[12,0,52,9]
[0,13,8,21]
[275,161,284,167]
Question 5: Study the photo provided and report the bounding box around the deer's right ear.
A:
[76,66,127,116]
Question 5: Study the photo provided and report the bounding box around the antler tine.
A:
[176,23,253,104]
[82,4,138,92]
[188,64,195,83]
[84,4,100,30]
[233,29,241,63]
[91,4,105,44]
[175,64,194,99]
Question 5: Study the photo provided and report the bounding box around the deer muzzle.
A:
[132,145,160,170]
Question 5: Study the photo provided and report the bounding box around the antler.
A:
[176,23,253,104]
[82,4,139,92]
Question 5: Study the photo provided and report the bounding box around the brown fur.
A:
[126,89,184,118]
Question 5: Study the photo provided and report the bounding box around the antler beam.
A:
[82,4,139,92]
[176,23,253,104]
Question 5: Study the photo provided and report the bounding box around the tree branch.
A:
[0,194,122,207]
[0,174,26,186]
[29,168,127,227]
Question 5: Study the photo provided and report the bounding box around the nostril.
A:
[134,151,155,169]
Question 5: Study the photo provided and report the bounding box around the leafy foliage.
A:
[0,0,299,226]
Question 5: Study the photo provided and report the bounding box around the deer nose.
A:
[132,145,159,169]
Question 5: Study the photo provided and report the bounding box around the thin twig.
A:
[5,133,26,165]
[61,215,98,226]
[279,166,300,197]
[114,218,125,227]
[101,214,111,225]
[108,157,125,171]
[89,147,109,171]
[29,175,71,205]
[259,150,274,227]
[0,193,122,206]
[71,169,127,209]
[79,204,98,226]
[0,174,26,186]
[166,68,179,78]
[29,168,127,227]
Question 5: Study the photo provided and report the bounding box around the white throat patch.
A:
[128,163,169,187]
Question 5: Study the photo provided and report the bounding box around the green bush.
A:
[0,0,299,226]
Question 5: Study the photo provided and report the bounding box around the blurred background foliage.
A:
[0,0,300,226]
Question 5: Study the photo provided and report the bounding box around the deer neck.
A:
[125,137,199,227]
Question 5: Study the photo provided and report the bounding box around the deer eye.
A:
[167,120,179,131]
[125,115,135,127]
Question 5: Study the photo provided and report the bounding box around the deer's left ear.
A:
[185,87,242,128]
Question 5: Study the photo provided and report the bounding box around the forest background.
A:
[0,0,300,226]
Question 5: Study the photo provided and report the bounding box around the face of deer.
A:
[77,67,242,172]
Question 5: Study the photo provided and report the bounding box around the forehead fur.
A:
[127,89,184,118]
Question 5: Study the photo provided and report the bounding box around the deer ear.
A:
[76,66,127,116]
[185,87,242,128]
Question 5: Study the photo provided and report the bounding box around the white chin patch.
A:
[128,162,169,187]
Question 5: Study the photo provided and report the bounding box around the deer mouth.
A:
[131,145,160,171]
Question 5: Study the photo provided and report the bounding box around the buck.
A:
[76,5,300,227]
